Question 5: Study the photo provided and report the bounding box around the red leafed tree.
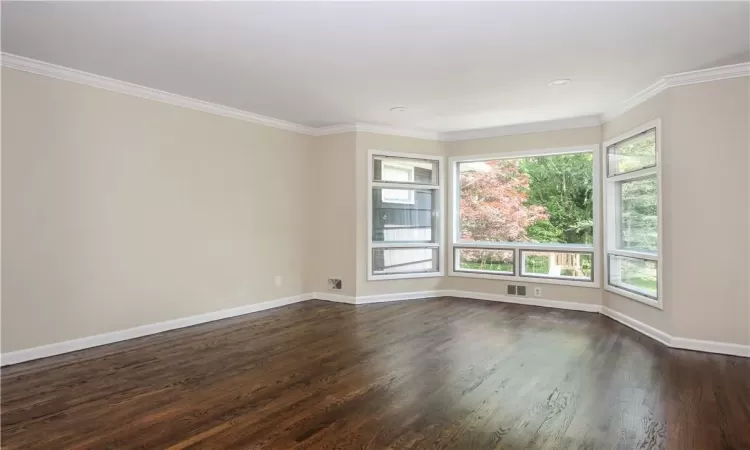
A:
[460,160,548,242]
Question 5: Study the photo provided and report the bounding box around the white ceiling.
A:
[2,2,749,133]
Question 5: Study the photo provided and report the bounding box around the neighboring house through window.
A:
[368,151,444,280]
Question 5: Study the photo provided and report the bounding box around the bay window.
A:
[449,146,599,287]
[368,151,444,280]
[603,119,662,306]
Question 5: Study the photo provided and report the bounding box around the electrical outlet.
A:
[534,287,542,297]
[328,278,342,290]
[516,285,527,296]
[274,275,282,287]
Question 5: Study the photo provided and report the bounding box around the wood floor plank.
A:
[2,297,749,449]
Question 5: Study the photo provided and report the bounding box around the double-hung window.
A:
[450,146,599,287]
[368,151,443,280]
[603,119,662,307]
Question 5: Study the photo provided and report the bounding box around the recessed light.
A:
[548,79,570,86]
[390,106,407,112]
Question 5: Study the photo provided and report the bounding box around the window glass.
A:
[372,248,439,275]
[608,255,657,299]
[373,156,438,184]
[372,188,436,243]
[607,128,656,176]
[458,153,594,245]
[455,248,514,274]
[618,176,658,252]
[520,251,593,281]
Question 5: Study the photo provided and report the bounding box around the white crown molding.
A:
[312,124,358,136]
[1,52,317,135]
[4,52,748,142]
[663,61,750,87]
[600,79,668,123]
[439,115,602,142]
[601,62,750,122]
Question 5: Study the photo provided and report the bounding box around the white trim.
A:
[4,292,746,365]
[607,248,658,261]
[670,337,750,358]
[313,292,357,304]
[355,290,444,304]
[367,150,445,282]
[602,118,663,309]
[448,144,600,289]
[600,307,671,346]
[449,271,600,288]
[312,124,358,136]
[354,123,440,141]
[601,307,750,358]
[601,62,750,122]
[444,290,603,313]
[5,53,747,143]
[312,123,439,141]
[371,242,440,249]
[0,293,313,366]
[439,115,602,142]
[1,53,316,135]
[452,242,594,251]
[663,62,750,87]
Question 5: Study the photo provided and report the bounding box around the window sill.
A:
[368,272,444,282]
[604,284,663,310]
[449,271,600,289]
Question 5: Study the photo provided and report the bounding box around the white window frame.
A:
[602,119,663,309]
[448,145,600,288]
[368,150,445,281]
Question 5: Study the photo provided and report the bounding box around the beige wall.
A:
[3,66,748,353]
[1,68,313,352]
[308,133,357,296]
[601,92,673,333]
[443,127,603,305]
[602,77,750,345]
[354,132,446,297]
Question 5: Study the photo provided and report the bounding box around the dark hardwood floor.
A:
[2,297,749,449]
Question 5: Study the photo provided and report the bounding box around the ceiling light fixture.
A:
[389,106,407,112]
[548,79,571,86]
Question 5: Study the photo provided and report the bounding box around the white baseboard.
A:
[313,292,357,304]
[445,290,603,313]
[355,290,444,304]
[669,337,750,358]
[600,307,671,346]
[4,291,747,365]
[601,307,749,357]
[0,293,313,366]
[313,290,443,305]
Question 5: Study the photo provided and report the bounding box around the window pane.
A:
[520,251,593,280]
[455,248,514,274]
[458,152,594,245]
[607,128,656,176]
[458,152,594,244]
[373,188,436,243]
[608,254,657,299]
[618,176,657,252]
[373,248,438,275]
[373,156,438,185]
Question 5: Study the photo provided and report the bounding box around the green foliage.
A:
[519,153,594,244]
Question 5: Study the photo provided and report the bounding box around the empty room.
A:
[1,1,749,449]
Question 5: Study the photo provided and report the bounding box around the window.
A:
[369,152,443,280]
[449,147,599,287]
[603,119,661,306]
